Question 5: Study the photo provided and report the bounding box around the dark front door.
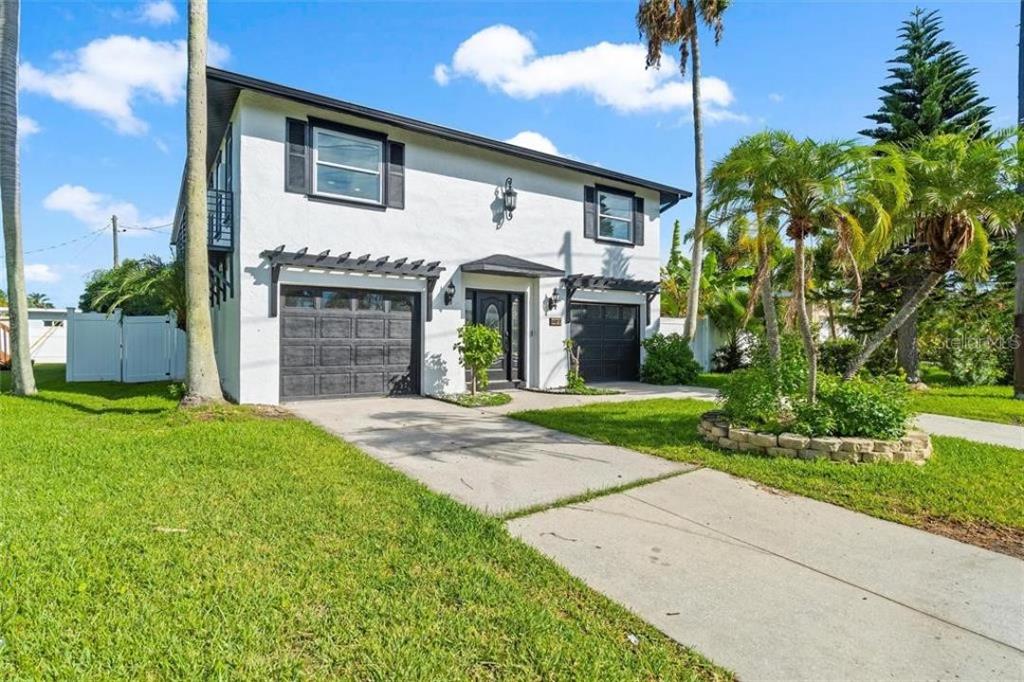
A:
[467,290,524,387]
[569,303,641,382]
[280,286,420,400]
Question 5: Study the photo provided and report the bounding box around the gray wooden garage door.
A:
[280,286,419,400]
[569,303,641,382]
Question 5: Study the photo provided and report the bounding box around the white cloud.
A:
[139,0,178,25]
[504,130,561,156]
[768,93,784,103]
[25,264,60,283]
[43,184,170,232]
[21,34,229,135]
[17,115,40,139]
[434,25,743,120]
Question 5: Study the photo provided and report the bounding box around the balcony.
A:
[175,188,233,252]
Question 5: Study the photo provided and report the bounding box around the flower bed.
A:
[698,410,932,464]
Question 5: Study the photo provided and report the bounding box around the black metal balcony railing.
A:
[176,188,234,252]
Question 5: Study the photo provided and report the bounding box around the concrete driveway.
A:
[509,469,1024,681]
[291,396,688,515]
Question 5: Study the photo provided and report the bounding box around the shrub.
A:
[711,335,751,373]
[720,335,807,428]
[640,333,701,385]
[818,338,861,375]
[453,324,503,395]
[940,336,1005,386]
[564,339,586,392]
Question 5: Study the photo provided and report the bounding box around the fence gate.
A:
[66,310,186,383]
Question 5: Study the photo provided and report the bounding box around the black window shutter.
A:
[386,141,405,209]
[633,196,645,246]
[285,118,309,194]
[583,186,597,240]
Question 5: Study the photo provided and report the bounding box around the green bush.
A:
[640,333,701,385]
[720,335,807,429]
[453,324,503,394]
[723,336,909,440]
[789,376,909,439]
[940,337,1005,386]
[818,338,861,375]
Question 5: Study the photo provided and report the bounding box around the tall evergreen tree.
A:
[667,219,684,272]
[860,7,993,384]
[862,8,993,142]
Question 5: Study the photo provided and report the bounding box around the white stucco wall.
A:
[231,91,663,404]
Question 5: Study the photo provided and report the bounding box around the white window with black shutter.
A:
[584,185,645,246]
[284,118,405,210]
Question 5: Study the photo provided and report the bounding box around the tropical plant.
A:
[0,288,8,307]
[0,0,35,394]
[25,292,53,309]
[640,332,701,385]
[862,7,993,383]
[637,0,730,341]
[182,0,222,405]
[709,131,907,399]
[720,334,806,429]
[844,131,1024,378]
[81,257,187,328]
[454,323,503,395]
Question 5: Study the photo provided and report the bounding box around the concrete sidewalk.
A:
[292,396,688,516]
[915,412,1023,449]
[481,382,719,415]
[509,468,1024,681]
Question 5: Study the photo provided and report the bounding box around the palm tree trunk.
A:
[760,266,781,361]
[896,284,920,383]
[683,29,705,342]
[0,0,35,396]
[844,270,944,380]
[1014,0,1024,399]
[793,237,817,401]
[182,0,222,405]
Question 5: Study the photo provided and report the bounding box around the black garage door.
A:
[569,303,641,382]
[280,286,419,400]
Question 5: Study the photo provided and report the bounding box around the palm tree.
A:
[708,132,784,360]
[0,0,35,395]
[26,292,52,309]
[182,0,222,405]
[845,131,1024,378]
[637,0,730,343]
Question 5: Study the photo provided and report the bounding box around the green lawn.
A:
[513,398,1024,557]
[692,368,1023,426]
[0,366,727,679]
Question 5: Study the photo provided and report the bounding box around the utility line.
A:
[24,223,110,255]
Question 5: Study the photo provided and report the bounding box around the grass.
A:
[691,367,1023,426]
[434,391,512,408]
[513,398,1024,557]
[0,366,728,679]
[909,365,1023,426]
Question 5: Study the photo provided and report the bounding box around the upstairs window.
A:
[597,189,634,243]
[312,127,384,204]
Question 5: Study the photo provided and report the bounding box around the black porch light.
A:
[444,280,456,305]
[545,287,560,312]
[503,177,517,221]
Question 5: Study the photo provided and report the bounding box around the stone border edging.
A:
[698,410,932,464]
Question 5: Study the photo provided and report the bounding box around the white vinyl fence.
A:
[66,310,186,383]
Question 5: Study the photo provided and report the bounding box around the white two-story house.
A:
[172,68,690,405]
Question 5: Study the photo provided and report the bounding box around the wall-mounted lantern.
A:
[503,177,517,221]
[545,287,561,312]
[444,281,456,306]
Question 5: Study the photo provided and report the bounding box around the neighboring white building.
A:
[173,68,690,405]
[0,308,67,365]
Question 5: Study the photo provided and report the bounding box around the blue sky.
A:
[10,0,1020,307]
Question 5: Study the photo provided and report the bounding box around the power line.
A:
[24,224,110,255]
